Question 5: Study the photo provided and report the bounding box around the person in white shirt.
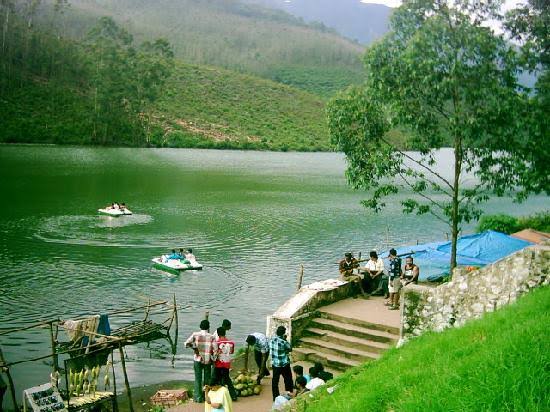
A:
[361,250,385,294]
[184,248,196,262]
[305,366,325,391]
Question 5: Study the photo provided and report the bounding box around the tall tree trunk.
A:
[2,5,9,56]
[450,135,463,272]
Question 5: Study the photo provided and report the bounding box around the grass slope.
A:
[53,0,365,97]
[0,62,330,151]
[297,287,550,411]
[154,62,329,151]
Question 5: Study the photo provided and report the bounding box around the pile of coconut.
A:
[233,372,262,397]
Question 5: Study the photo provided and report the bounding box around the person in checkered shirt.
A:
[269,326,293,401]
[185,319,215,403]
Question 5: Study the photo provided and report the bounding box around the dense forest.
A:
[46,0,367,97]
[0,0,338,149]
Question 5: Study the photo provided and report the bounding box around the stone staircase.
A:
[292,307,400,373]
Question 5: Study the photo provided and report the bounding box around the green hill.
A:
[295,286,549,411]
[0,10,329,151]
[0,63,330,151]
[48,0,365,97]
[154,62,329,151]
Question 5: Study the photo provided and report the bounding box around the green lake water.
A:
[0,146,547,400]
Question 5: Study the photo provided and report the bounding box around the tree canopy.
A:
[327,0,549,270]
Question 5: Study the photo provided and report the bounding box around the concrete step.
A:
[292,347,361,372]
[318,309,400,336]
[310,318,399,344]
[298,337,380,363]
[305,327,391,354]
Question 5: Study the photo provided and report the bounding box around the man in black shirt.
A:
[387,248,402,310]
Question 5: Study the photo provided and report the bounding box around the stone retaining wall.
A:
[401,245,550,339]
[266,279,355,344]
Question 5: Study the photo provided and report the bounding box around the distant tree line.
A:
[0,0,173,145]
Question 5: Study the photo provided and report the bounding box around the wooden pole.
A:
[49,322,59,372]
[118,345,133,412]
[0,348,18,411]
[111,351,118,412]
[144,298,151,321]
[296,264,304,292]
[0,319,59,336]
[173,294,179,350]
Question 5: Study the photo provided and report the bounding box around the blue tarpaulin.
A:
[380,230,533,281]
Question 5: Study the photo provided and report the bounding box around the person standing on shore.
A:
[387,248,403,310]
[213,319,232,340]
[269,326,293,401]
[245,332,270,384]
[212,327,238,401]
[185,319,215,403]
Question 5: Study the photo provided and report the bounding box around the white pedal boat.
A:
[98,208,133,217]
[152,256,203,272]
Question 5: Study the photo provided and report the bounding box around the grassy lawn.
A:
[295,286,549,411]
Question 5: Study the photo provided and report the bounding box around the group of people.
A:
[105,202,128,210]
[271,363,333,410]
[185,319,334,411]
[339,248,419,309]
[167,248,196,262]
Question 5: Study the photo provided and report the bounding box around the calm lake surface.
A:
[0,146,547,398]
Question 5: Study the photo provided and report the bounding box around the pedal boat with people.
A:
[151,254,203,273]
[98,207,133,216]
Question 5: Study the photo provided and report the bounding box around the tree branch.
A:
[382,136,455,192]
[398,171,449,213]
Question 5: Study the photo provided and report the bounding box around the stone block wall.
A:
[401,245,550,339]
[266,279,355,345]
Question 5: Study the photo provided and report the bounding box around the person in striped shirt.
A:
[185,319,215,403]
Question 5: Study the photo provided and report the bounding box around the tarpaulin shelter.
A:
[380,230,533,281]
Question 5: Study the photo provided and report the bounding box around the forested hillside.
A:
[244,0,392,44]
[46,0,366,97]
[0,3,329,150]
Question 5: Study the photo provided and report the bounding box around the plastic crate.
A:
[150,389,189,406]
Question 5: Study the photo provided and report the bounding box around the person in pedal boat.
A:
[167,249,182,260]
[185,248,196,261]
[179,248,191,263]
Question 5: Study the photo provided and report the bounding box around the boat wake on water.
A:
[32,214,155,247]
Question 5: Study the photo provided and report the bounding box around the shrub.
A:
[518,211,550,233]
[477,211,550,234]
[477,214,520,234]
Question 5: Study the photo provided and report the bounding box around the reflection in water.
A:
[0,147,548,397]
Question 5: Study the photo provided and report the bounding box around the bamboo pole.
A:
[296,264,304,292]
[173,294,179,350]
[144,298,151,321]
[49,322,59,372]
[3,335,123,368]
[0,348,18,411]
[0,319,59,336]
[111,351,118,412]
[63,358,71,409]
[0,301,168,337]
[118,345,133,412]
